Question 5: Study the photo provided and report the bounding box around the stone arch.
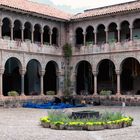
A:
[120,20,130,41]
[34,24,42,43]
[120,57,140,95]
[86,26,94,45]
[132,18,140,39]
[43,25,51,44]
[97,59,117,94]
[52,27,58,46]
[108,22,118,42]
[76,60,94,95]
[75,27,84,46]
[97,24,106,44]
[13,19,22,40]
[3,57,22,96]
[2,17,12,38]
[24,59,42,95]
[24,21,32,41]
[44,60,58,95]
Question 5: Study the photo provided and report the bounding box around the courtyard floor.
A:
[0,106,139,140]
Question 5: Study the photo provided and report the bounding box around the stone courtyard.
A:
[0,106,139,140]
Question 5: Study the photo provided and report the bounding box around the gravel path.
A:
[0,106,139,140]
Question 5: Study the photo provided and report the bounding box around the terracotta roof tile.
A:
[71,0,140,20]
[0,0,72,20]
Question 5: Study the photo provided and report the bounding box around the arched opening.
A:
[120,21,130,41]
[44,61,57,95]
[86,26,94,45]
[52,28,58,46]
[133,19,140,39]
[2,18,11,38]
[25,59,41,95]
[97,59,116,94]
[121,58,140,95]
[76,61,94,95]
[43,26,50,45]
[97,24,106,44]
[13,20,22,40]
[108,23,118,42]
[24,22,32,41]
[34,24,41,43]
[75,27,84,46]
[3,57,21,96]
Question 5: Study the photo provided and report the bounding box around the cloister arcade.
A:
[75,19,140,46]
[1,17,59,46]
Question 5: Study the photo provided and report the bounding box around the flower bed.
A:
[40,111,133,131]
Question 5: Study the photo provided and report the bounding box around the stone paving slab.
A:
[0,106,139,140]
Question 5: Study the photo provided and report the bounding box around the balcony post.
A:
[117,27,120,42]
[129,24,133,41]
[94,31,97,45]
[11,23,14,40]
[105,29,108,43]
[93,71,98,95]
[116,70,121,96]
[49,31,52,45]
[0,68,4,97]
[31,28,34,43]
[83,32,86,46]
[21,26,24,42]
[40,29,43,45]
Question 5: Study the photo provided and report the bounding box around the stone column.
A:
[116,70,121,96]
[117,28,121,42]
[0,21,2,39]
[20,69,26,96]
[105,29,108,43]
[130,27,133,41]
[31,28,34,43]
[0,68,4,97]
[49,31,52,45]
[40,70,45,95]
[94,31,97,45]
[11,24,14,40]
[40,30,43,45]
[21,26,24,42]
[71,72,77,96]
[57,71,64,96]
[83,32,86,46]
[93,71,98,95]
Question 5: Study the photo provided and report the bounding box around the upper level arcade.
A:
[69,0,140,55]
[0,0,70,55]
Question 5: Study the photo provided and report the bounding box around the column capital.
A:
[19,69,26,75]
[115,70,121,75]
[0,68,4,74]
[92,71,98,76]
[56,71,64,76]
[39,70,45,76]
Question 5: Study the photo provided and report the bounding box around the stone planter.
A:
[107,124,121,129]
[50,124,60,130]
[41,122,50,128]
[66,125,83,130]
[87,125,104,131]
[123,122,132,127]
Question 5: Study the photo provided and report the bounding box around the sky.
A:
[31,0,135,14]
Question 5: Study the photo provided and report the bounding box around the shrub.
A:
[100,90,112,96]
[46,91,55,95]
[8,91,19,96]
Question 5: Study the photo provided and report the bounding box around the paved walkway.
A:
[0,106,139,140]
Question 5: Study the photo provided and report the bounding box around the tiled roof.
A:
[71,0,140,20]
[0,0,71,20]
